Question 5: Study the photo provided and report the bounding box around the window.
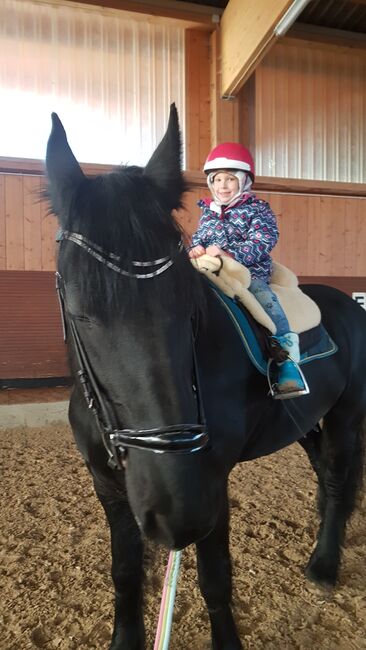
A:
[0,0,185,165]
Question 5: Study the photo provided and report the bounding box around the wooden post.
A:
[185,29,211,171]
[209,30,240,147]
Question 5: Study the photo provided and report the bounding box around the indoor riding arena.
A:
[1,1,365,649]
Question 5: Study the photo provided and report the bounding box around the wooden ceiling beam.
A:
[63,0,223,29]
[220,0,307,97]
[288,22,366,48]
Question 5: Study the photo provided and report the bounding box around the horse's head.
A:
[46,106,225,549]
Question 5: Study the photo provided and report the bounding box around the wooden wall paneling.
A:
[329,197,346,276]
[306,195,321,276]
[356,199,366,276]
[256,192,366,278]
[266,193,317,275]
[258,191,283,261]
[5,175,24,270]
[263,193,292,274]
[310,196,332,276]
[185,30,211,171]
[257,192,309,275]
[41,208,58,272]
[347,198,365,276]
[23,176,42,271]
[288,194,310,275]
[0,176,5,269]
[343,198,356,276]
[1,168,364,278]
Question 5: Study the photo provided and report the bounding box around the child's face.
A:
[212,172,239,203]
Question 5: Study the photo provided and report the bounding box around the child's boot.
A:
[272,332,308,399]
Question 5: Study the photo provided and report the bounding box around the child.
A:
[189,142,307,399]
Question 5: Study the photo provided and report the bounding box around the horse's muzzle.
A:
[141,509,214,549]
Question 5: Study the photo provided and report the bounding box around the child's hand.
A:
[206,245,227,257]
[189,245,206,259]
[206,245,234,259]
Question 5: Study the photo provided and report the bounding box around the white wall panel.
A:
[255,40,365,182]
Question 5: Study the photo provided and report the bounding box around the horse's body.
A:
[46,106,366,650]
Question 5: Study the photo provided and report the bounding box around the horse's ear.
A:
[144,103,186,209]
[45,113,84,221]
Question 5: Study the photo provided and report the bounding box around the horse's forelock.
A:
[68,166,180,255]
[61,164,203,323]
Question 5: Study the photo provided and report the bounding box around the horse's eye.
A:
[74,314,92,323]
[74,314,100,327]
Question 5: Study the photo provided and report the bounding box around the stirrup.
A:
[267,358,309,400]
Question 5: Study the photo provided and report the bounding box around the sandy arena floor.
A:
[1,424,365,649]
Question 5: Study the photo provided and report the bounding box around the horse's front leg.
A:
[96,487,145,650]
[196,489,242,650]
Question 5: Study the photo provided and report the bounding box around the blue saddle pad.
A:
[210,284,338,376]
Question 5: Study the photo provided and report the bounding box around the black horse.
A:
[46,105,366,650]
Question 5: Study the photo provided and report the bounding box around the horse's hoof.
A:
[304,558,338,588]
[109,632,145,650]
[212,642,243,650]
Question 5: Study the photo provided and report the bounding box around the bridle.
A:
[58,230,184,279]
[56,230,208,471]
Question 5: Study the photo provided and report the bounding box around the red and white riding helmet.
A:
[203,142,255,181]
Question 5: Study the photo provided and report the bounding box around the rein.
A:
[56,231,208,470]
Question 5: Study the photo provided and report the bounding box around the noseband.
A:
[56,231,208,470]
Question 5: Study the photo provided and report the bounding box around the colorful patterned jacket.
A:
[191,193,279,283]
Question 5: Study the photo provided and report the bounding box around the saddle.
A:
[191,254,337,374]
[191,254,321,335]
